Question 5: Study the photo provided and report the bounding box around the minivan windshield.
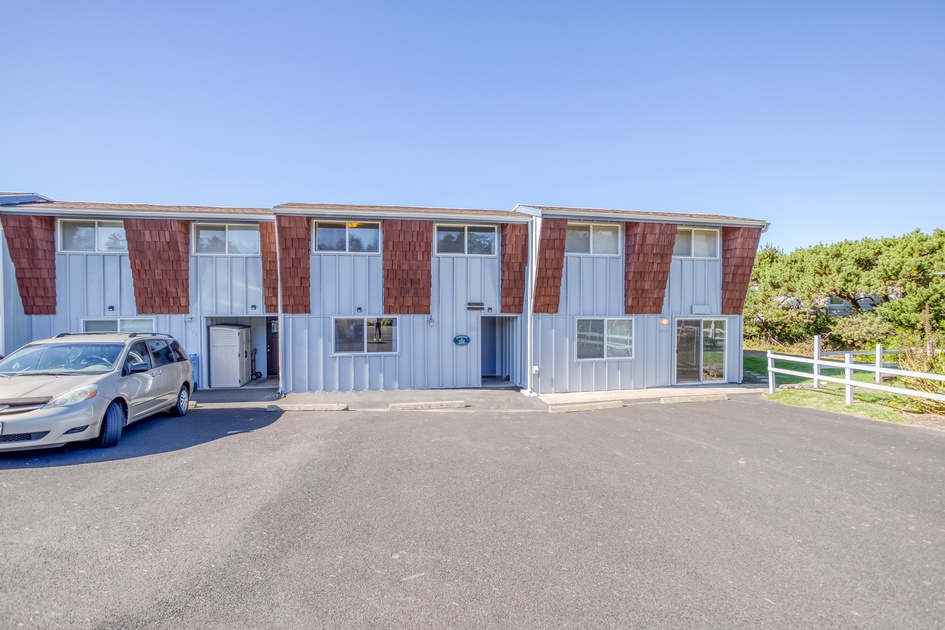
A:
[0,343,124,376]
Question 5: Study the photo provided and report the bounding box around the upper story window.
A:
[194,223,260,255]
[435,225,496,256]
[565,223,620,256]
[59,220,127,253]
[673,227,719,258]
[314,222,380,253]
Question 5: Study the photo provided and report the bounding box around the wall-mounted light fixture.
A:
[487,307,493,313]
[356,306,363,314]
[251,304,257,311]
[185,316,195,323]
[107,305,115,312]
[428,315,435,327]
[660,317,670,326]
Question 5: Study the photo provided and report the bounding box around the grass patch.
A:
[746,351,886,385]
[765,385,908,424]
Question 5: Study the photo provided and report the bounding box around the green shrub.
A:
[896,321,945,415]
[823,312,895,350]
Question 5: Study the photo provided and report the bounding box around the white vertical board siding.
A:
[282,252,501,392]
[559,255,625,316]
[193,255,266,316]
[532,314,639,394]
[531,248,631,394]
[283,314,426,392]
[499,316,526,387]
[530,250,725,394]
[311,254,383,316]
[727,317,745,383]
[665,258,722,315]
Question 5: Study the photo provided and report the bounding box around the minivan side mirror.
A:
[128,362,150,374]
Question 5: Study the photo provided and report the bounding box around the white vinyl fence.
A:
[767,335,945,406]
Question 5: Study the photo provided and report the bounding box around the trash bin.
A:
[189,354,199,390]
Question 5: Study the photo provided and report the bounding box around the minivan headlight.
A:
[45,385,99,408]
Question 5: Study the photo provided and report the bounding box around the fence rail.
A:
[767,336,945,406]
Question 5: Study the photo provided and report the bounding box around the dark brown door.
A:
[267,317,279,376]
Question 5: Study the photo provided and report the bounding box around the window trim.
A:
[312,221,382,255]
[81,317,156,334]
[58,219,128,253]
[564,222,622,257]
[672,227,720,260]
[434,224,498,257]
[330,316,399,356]
[575,317,635,361]
[192,223,261,256]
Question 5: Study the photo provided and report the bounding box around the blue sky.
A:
[2,0,942,252]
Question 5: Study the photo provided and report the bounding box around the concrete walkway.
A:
[192,382,766,412]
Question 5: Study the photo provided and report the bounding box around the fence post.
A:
[813,334,822,388]
[875,343,883,384]
[845,352,854,405]
[767,351,775,395]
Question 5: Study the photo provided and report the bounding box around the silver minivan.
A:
[0,333,194,451]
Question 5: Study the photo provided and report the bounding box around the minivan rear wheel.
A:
[170,385,189,417]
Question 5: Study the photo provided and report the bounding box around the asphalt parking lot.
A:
[2,396,944,629]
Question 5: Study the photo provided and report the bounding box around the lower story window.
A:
[333,317,398,354]
[83,318,155,333]
[577,318,633,360]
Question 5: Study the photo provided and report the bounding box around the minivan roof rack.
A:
[54,332,174,339]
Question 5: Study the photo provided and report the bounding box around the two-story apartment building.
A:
[1,194,768,394]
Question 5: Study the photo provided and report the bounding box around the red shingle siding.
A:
[1,214,57,315]
[624,222,677,314]
[260,222,279,313]
[383,220,433,314]
[124,219,191,315]
[721,227,763,315]
[277,216,312,314]
[533,218,567,314]
[500,223,528,314]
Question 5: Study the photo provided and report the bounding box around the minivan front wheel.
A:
[97,402,125,448]
[170,385,189,417]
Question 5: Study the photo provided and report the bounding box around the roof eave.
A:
[274,205,530,223]
[535,208,769,229]
[0,206,274,222]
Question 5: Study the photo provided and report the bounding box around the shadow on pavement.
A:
[0,408,282,469]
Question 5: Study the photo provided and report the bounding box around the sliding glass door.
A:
[675,319,726,384]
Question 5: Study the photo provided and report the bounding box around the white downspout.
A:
[0,224,5,356]
[524,212,541,396]
[272,217,285,396]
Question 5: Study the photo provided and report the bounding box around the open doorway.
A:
[267,317,279,376]
[480,316,518,388]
